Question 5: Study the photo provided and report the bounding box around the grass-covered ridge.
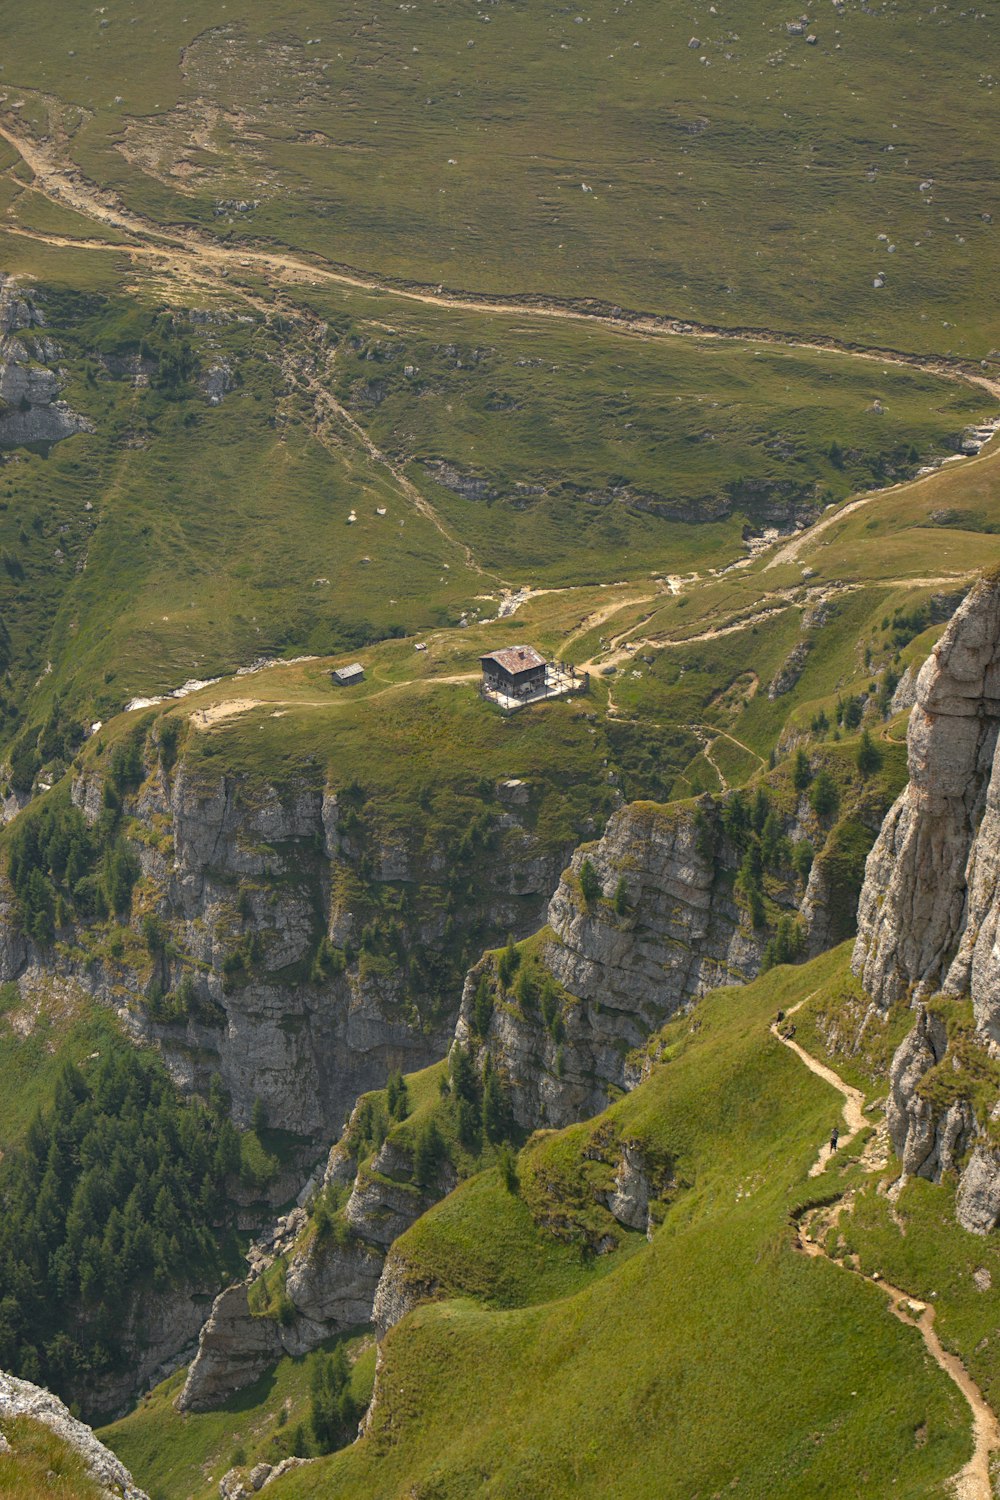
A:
[0,1414,106,1500]
[248,950,976,1499]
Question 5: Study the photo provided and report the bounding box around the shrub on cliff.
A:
[579,858,602,905]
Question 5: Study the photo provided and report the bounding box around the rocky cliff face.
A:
[177,749,887,1408]
[0,752,566,1143]
[853,576,1000,1006]
[457,796,801,1130]
[0,277,90,448]
[853,575,1000,1231]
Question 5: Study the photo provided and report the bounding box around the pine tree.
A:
[472,974,495,1036]
[856,729,883,778]
[579,858,602,905]
[792,748,812,792]
[750,788,771,834]
[721,791,750,846]
[809,770,839,819]
[760,811,784,869]
[412,1120,444,1189]
[497,934,520,987]
[791,839,814,882]
[482,1069,509,1144]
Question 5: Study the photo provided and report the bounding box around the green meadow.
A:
[2,0,999,355]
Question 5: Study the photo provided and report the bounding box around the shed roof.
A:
[481,645,547,675]
[333,663,365,682]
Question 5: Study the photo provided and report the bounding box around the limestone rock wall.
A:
[853,576,1000,1006]
[853,576,1000,1230]
[0,755,566,1143]
[457,797,792,1130]
[0,277,90,448]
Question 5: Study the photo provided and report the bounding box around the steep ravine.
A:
[181,753,897,1408]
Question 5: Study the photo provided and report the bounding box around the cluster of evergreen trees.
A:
[0,1046,238,1395]
[8,699,87,796]
[478,941,567,1050]
[308,1345,360,1453]
[276,1345,361,1461]
[7,732,148,944]
[716,785,814,930]
[446,1041,514,1150]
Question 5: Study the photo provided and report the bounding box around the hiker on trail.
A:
[775,1010,785,1025]
[830,1125,839,1154]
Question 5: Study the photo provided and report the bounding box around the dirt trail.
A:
[772,1005,1000,1498]
[3,116,1000,406]
[692,729,729,791]
[766,441,1000,572]
[560,593,657,658]
[289,352,492,579]
[772,997,868,1175]
[691,723,766,772]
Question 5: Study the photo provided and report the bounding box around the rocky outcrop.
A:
[177,1283,283,1412]
[956,1143,1000,1235]
[889,664,919,715]
[853,576,1000,1007]
[545,802,757,1014]
[219,1458,313,1498]
[422,460,498,501]
[606,1141,652,1234]
[457,796,806,1129]
[178,1229,384,1411]
[942,746,1000,1043]
[0,1370,148,1499]
[854,575,1000,1220]
[371,1249,439,1338]
[885,1007,975,1178]
[768,641,810,700]
[0,277,90,448]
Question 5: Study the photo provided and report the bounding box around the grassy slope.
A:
[3,1,999,355]
[0,981,125,1142]
[239,950,972,1500]
[0,239,987,746]
[0,1416,104,1500]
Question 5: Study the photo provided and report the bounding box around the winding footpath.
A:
[2,116,1000,406]
[772,1002,999,1500]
